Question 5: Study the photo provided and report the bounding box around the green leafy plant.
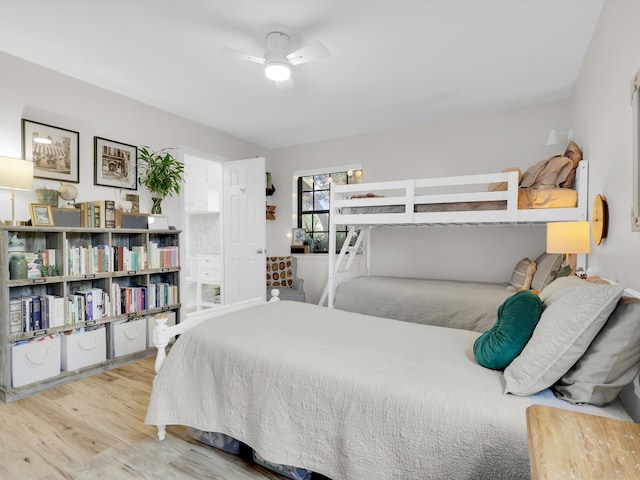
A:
[138,146,184,214]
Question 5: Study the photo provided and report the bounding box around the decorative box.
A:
[11,334,61,388]
[60,327,107,371]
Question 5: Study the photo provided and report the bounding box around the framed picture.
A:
[125,193,140,213]
[22,119,80,183]
[292,228,305,245]
[94,136,137,189]
[29,204,54,227]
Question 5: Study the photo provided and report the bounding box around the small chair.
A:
[266,256,306,302]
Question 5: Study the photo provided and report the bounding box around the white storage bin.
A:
[146,311,176,347]
[12,334,61,388]
[111,318,147,357]
[61,328,107,371]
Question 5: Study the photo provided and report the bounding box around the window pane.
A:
[314,174,331,190]
[332,172,347,185]
[336,231,346,252]
[301,176,314,191]
[314,190,329,210]
[314,213,329,231]
[348,170,363,184]
[301,214,314,233]
[301,192,313,212]
[313,232,328,253]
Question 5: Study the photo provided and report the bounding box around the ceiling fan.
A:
[221,32,330,87]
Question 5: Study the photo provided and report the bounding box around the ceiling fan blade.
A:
[220,46,265,64]
[275,78,295,90]
[286,40,330,66]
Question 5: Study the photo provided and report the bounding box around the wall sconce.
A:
[546,221,591,275]
[546,128,574,146]
[0,156,34,225]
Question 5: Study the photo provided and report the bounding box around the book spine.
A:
[31,296,42,330]
[9,299,22,334]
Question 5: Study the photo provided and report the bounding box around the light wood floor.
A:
[0,357,294,480]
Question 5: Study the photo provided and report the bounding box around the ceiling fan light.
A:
[265,62,291,82]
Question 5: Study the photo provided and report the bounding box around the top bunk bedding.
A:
[331,143,587,226]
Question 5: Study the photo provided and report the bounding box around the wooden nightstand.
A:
[526,404,640,479]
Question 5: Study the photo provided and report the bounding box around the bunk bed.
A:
[321,158,588,311]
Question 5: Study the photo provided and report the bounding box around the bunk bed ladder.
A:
[319,226,369,307]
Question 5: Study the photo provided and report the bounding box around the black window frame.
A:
[297,169,362,253]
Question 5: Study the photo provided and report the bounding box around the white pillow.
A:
[503,283,624,396]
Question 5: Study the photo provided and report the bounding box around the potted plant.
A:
[137,145,184,214]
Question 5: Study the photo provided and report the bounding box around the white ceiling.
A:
[0,1,604,149]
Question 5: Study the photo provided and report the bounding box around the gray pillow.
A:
[530,253,563,291]
[509,258,535,290]
[503,283,624,396]
[553,297,640,405]
[538,275,585,303]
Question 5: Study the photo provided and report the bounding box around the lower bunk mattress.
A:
[145,301,630,480]
[334,275,513,332]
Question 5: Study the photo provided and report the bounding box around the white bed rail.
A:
[330,160,588,226]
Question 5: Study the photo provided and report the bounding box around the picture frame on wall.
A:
[22,119,80,183]
[29,203,54,227]
[94,136,137,189]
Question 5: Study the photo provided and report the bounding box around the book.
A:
[93,200,116,228]
[9,299,22,334]
[31,296,42,330]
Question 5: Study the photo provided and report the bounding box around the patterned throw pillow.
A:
[266,256,294,288]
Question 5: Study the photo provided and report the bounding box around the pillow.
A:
[559,141,583,188]
[488,167,521,192]
[473,290,543,370]
[553,297,640,405]
[538,275,585,303]
[503,283,624,396]
[530,253,563,291]
[266,256,294,288]
[520,156,575,190]
[509,258,536,290]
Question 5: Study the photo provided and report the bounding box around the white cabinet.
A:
[186,162,221,213]
[197,254,221,309]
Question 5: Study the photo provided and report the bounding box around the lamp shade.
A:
[0,156,34,191]
[546,221,591,254]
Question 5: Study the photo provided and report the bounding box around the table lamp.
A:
[0,156,34,225]
[546,221,591,275]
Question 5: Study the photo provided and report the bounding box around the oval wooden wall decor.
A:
[592,194,609,245]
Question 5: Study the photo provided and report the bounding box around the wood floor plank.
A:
[0,357,310,480]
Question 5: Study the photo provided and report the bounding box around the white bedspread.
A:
[145,301,628,480]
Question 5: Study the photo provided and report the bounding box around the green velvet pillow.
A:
[473,290,543,370]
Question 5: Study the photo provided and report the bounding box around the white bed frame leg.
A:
[152,315,170,441]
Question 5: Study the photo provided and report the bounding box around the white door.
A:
[223,157,266,304]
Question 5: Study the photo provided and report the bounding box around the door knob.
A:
[256,249,264,254]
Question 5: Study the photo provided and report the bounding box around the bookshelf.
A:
[0,225,181,402]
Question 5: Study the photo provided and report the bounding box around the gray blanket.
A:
[334,275,513,332]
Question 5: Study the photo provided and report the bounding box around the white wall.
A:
[571,0,640,292]
[267,100,572,302]
[0,51,266,228]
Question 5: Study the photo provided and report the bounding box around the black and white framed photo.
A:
[94,137,137,189]
[22,119,80,183]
